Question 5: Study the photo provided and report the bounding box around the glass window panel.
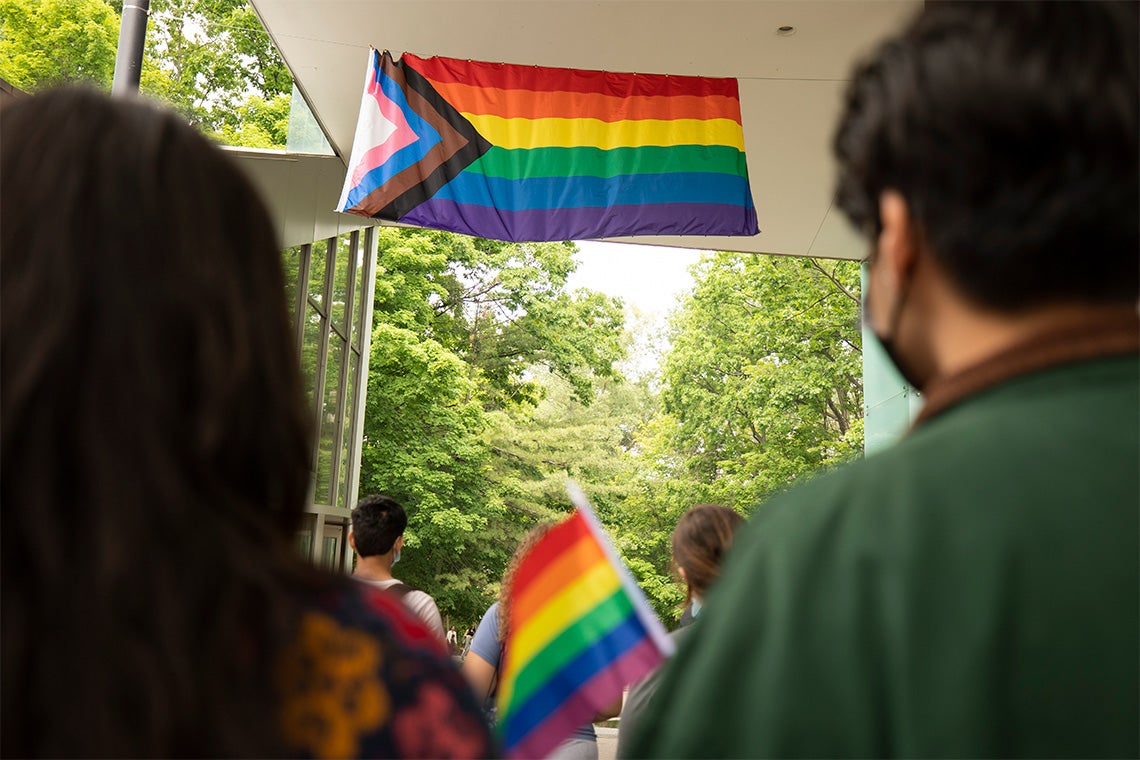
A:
[296,530,312,560]
[295,514,316,561]
[281,245,303,323]
[333,234,352,337]
[314,338,343,505]
[309,238,331,313]
[321,536,339,571]
[353,240,368,351]
[286,83,335,155]
[299,306,322,407]
[338,350,359,510]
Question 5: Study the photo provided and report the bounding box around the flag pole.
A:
[565,481,676,657]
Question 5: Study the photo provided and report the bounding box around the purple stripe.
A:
[507,638,663,760]
[399,198,759,242]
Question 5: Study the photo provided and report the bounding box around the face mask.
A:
[691,598,703,618]
[391,548,401,567]
[865,269,926,392]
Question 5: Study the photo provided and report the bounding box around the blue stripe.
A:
[503,614,647,748]
[345,65,444,208]
[427,170,754,212]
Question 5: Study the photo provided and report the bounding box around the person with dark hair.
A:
[615,505,743,757]
[0,88,493,759]
[630,2,1138,757]
[350,494,446,641]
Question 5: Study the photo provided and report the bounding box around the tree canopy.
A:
[356,232,864,628]
[0,0,292,147]
[0,0,120,89]
[357,229,631,625]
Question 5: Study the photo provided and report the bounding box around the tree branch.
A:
[809,259,861,305]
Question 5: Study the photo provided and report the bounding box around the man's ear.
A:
[877,190,919,280]
[348,531,356,552]
[395,535,404,553]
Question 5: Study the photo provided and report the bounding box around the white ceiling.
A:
[247,0,919,260]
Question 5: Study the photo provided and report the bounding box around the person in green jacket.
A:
[628,2,1139,758]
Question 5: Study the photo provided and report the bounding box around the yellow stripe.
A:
[512,533,605,624]
[462,114,746,151]
[499,561,620,707]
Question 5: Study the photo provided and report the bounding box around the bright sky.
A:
[566,240,703,317]
[566,240,706,378]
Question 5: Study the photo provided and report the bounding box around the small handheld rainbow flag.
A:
[496,483,674,759]
[336,49,758,242]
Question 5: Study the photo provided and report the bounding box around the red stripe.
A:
[427,79,743,123]
[510,512,590,600]
[405,53,740,100]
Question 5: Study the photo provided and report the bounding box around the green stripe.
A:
[504,589,635,714]
[466,145,749,180]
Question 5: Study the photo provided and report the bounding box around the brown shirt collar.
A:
[913,310,1140,428]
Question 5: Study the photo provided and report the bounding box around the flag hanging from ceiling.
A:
[336,49,759,242]
[495,483,674,759]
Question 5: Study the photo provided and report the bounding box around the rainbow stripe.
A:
[337,50,758,242]
[497,486,673,759]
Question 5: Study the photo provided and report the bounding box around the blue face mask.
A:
[392,548,401,567]
[691,598,703,618]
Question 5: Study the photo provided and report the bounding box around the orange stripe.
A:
[427,79,742,124]
[512,532,607,624]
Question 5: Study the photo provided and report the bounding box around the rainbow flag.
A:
[336,49,758,242]
[496,484,674,759]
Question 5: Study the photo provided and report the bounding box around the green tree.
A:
[358,228,630,623]
[650,252,864,511]
[0,0,294,148]
[486,369,655,522]
[0,0,119,89]
[484,368,689,625]
[596,254,864,626]
[370,227,626,408]
[215,92,292,148]
[139,0,291,136]
[357,323,503,625]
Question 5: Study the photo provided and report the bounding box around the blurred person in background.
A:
[615,504,744,758]
[0,88,494,759]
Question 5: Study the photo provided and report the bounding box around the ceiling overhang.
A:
[247,0,919,260]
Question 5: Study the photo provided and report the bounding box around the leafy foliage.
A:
[652,252,864,510]
[0,0,293,147]
[358,234,864,629]
[596,253,864,625]
[0,0,119,89]
[139,0,291,136]
[358,229,630,626]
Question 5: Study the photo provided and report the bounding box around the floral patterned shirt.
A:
[278,582,496,759]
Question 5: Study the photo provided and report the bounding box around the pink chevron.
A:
[349,77,418,187]
[508,637,662,759]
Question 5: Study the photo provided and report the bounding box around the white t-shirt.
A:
[357,577,446,641]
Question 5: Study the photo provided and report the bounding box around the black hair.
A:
[834,1,1139,310]
[351,494,408,556]
[1,88,324,756]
